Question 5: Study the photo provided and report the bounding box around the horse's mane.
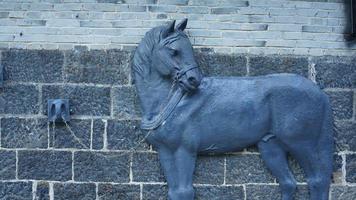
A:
[132,25,187,81]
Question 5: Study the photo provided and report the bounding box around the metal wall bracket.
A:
[48,99,70,123]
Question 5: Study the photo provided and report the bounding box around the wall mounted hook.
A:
[47,99,70,123]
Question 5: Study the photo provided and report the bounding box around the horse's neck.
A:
[134,71,172,122]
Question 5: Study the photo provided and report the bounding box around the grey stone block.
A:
[246,185,310,200]
[194,155,225,184]
[0,12,9,18]
[92,119,105,150]
[211,7,239,14]
[132,152,165,182]
[333,154,344,184]
[158,0,188,5]
[98,184,140,200]
[346,154,356,183]
[249,56,309,77]
[142,184,167,200]
[42,85,111,116]
[0,151,16,180]
[226,154,275,184]
[302,25,332,33]
[331,186,356,200]
[107,120,149,150]
[113,86,141,119]
[35,182,49,200]
[2,49,63,83]
[0,182,32,200]
[326,91,353,120]
[1,118,48,148]
[63,49,131,85]
[195,185,244,200]
[313,56,356,88]
[195,51,247,76]
[54,183,96,200]
[335,121,356,151]
[74,151,130,182]
[0,85,39,114]
[18,150,72,181]
[48,119,91,149]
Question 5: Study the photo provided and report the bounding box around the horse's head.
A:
[151,19,203,92]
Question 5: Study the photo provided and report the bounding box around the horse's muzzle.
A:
[178,69,202,92]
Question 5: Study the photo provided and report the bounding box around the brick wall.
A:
[0,0,355,199]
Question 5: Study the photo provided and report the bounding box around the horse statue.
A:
[132,19,334,200]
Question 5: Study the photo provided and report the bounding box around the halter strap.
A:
[140,87,185,130]
[174,66,199,81]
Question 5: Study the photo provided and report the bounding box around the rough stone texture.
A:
[113,86,141,119]
[346,154,356,183]
[142,184,168,200]
[107,120,149,150]
[132,152,165,182]
[0,85,39,114]
[1,118,48,148]
[249,56,309,77]
[92,119,105,150]
[333,154,344,184]
[335,121,356,151]
[63,49,131,85]
[313,56,356,88]
[195,51,247,76]
[226,154,275,184]
[54,183,96,200]
[0,151,16,180]
[35,182,49,200]
[74,151,130,182]
[193,155,225,184]
[18,150,72,181]
[245,185,310,200]
[48,119,91,149]
[195,185,244,200]
[0,182,32,200]
[2,49,63,83]
[42,85,111,116]
[331,186,356,200]
[326,91,353,120]
[98,184,140,200]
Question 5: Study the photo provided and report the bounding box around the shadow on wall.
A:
[344,0,356,46]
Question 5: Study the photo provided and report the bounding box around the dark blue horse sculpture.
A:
[132,19,334,200]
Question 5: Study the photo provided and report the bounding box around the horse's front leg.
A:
[171,147,197,200]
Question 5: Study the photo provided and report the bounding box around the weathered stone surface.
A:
[195,51,247,76]
[346,154,356,183]
[98,184,140,200]
[249,56,308,77]
[18,150,72,181]
[0,182,32,200]
[0,85,39,114]
[2,49,63,83]
[331,186,356,200]
[288,156,305,183]
[74,151,130,182]
[92,119,105,150]
[326,91,353,120]
[335,121,356,151]
[195,185,244,200]
[226,154,274,184]
[48,119,91,149]
[42,85,111,116]
[313,56,356,88]
[113,86,141,119]
[246,185,310,200]
[64,49,131,85]
[142,184,167,200]
[35,182,49,200]
[194,155,225,184]
[1,118,48,148]
[333,154,344,184]
[54,183,96,200]
[107,120,149,150]
[132,152,165,182]
[0,151,16,180]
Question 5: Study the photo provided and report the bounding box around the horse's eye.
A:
[167,47,178,56]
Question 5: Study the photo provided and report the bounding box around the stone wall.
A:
[0,0,355,199]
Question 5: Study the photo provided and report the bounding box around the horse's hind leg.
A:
[258,138,297,200]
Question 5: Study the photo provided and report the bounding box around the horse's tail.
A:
[318,94,334,176]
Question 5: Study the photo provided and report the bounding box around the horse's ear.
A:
[176,18,188,31]
[162,20,176,38]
